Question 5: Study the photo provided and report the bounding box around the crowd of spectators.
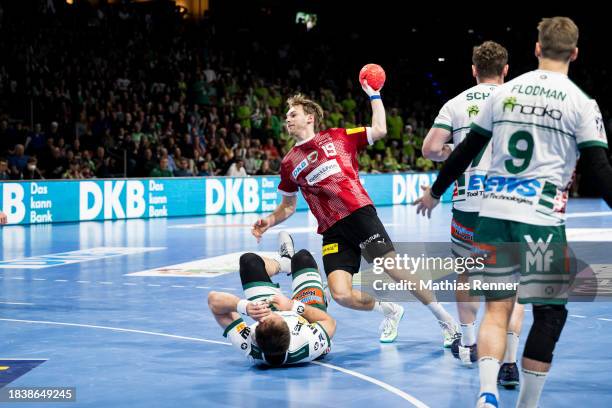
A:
[0,1,443,182]
[0,1,609,199]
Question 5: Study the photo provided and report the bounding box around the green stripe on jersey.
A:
[492,120,574,139]
[223,318,244,338]
[577,140,609,150]
[242,281,280,290]
[432,123,452,131]
[541,181,557,199]
[285,344,310,364]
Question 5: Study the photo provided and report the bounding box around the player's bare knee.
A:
[329,287,352,306]
[207,291,222,313]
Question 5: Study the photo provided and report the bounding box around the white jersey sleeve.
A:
[432,101,453,131]
[223,317,257,363]
[576,99,608,150]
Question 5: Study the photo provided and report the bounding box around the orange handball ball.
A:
[359,64,386,91]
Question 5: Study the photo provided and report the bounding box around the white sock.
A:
[278,256,292,274]
[373,301,396,315]
[504,332,520,364]
[427,302,455,326]
[516,369,548,408]
[478,357,501,399]
[460,322,476,346]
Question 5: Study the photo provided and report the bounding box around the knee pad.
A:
[239,252,267,284]
[291,249,318,273]
[523,304,568,363]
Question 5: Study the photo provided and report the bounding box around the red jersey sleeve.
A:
[343,127,373,150]
[278,161,298,196]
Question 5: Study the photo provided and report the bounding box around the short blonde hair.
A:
[286,94,324,131]
[538,17,579,61]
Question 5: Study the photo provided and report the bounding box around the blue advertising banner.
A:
[0,173,451,225]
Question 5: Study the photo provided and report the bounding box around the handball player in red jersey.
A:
[252,81,459,345]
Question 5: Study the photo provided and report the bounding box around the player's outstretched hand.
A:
[269,294,292,312]
[247,300,271,322]
[361,80,380,97]
[0,211,7,225]
[414,185,440,218]
[251,218,270,242]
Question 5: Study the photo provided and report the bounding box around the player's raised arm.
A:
[251,194,297,241]
[360,79,386,141]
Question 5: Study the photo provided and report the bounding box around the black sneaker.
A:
[451,337,477,365]
[498,362,520,389]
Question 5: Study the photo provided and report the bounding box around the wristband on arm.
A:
[237,299,250,316]
[291,300,306,315]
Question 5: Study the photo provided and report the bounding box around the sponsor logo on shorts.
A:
[305,160,341,186]
[451,218,474,242]
[359,233,382,250]
[322,243,339,256]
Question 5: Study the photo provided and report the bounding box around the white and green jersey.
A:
[223,311,331,365]
[432,83,498,212]
[471,69,608,226]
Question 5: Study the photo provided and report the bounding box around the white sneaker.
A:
[278,231,295,257]
[379,303,404,343]
[278,231,295,275]
[439,320,461,348]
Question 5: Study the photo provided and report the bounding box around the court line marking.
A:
[0,302,34,306]
[312,361,430,407]
[54,279,68,282]
[596,318,612,322]
[570,315,586,318]
[567,211,612,218]
[0,318,430,407]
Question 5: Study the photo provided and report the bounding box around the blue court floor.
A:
[1,199,611,407]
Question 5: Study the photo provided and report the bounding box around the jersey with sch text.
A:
[471,69,608,226]
[224,311,331,365]
[432,83,498,212]
[278,127,374,233]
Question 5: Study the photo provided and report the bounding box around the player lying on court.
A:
[208,232,335,366]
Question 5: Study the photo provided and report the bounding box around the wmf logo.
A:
[524,234,554,272]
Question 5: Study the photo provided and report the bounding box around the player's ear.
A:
[471,65,477,79]
[306,114,314,125]
[535,42,542,59]
[502,64,509,78]
[570,47,578,62]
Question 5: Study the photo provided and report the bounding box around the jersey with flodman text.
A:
[471,69,608,226]
[432,83,498,212]
[278,127,374,233]
[223,311,331,365]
